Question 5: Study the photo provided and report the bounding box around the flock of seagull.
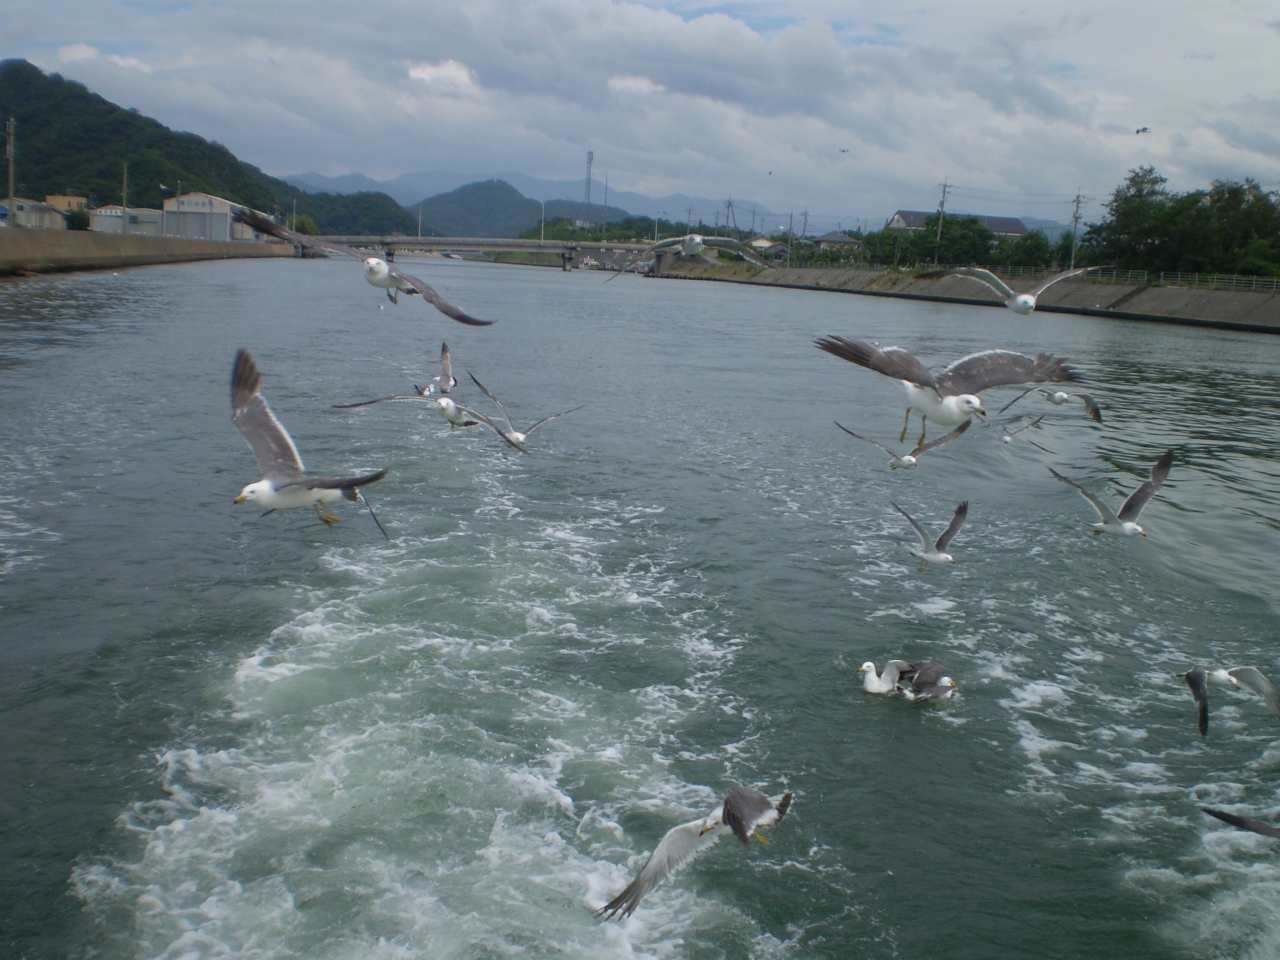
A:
[225,211,1280,917]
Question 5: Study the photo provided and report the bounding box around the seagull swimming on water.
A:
[943,267,1089,315]
[1184,665,1280,735]
[597,786,793,920]
[609,233,770,280]
[835,418,970,469]
[891,501,968,572]
[233,209,492,326]
[1049,449,1173,536]
[231,349,388,537]
[859,660,917,693]
[816,336,1077,446]
[900,661,957,702]
[465,372,584,451]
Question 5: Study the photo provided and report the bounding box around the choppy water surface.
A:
[3,258,1280,959]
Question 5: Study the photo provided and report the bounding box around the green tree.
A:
[292,213,319,236]
[66,207,90,230]
[995,230,1052,268]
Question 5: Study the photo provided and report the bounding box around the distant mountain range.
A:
[415,180,631,238]
[285,170,784,231]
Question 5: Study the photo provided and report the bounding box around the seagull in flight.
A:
[835,418,970,469]
[997,388,1103,423]
[891,501,968,572]
[233,208,492,326]
[609,233,770,281]
[1048,449,1172,536]
[1184,665,1280,735]
[466,372,584,451]
[999,415,1046,445]
[1136,126,1150,134]
[944,267,1089,315]
[231,349,388,537]
[816,336,1077,446]
[332,343,479,428]
[597,787,793,920]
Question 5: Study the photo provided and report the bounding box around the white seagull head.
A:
[1008,293,1037,315]
[956,394,985,416]
[234,479,272,504]
[697,805,725,836]
[681,234,706,256]
[363,257,390,283]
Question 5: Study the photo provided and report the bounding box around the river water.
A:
[2,257,1280,959]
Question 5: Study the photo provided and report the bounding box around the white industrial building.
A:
[91,205,163,236]
[86,192,275,240]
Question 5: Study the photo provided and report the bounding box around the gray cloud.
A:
[4,0,1278,223]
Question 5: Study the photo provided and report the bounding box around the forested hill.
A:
[0,59,420,235]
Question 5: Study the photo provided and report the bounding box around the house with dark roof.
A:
[815,230,862,251]
[886,210,1027,237]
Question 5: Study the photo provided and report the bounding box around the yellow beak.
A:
[234,494,247,503]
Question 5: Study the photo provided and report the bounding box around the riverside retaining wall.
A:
[659,261,1280,335]
[0,229,296,276]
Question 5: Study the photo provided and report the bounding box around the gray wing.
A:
[387,264,493,326]
[721,787,791,844]
[333,394,436,409]
[524,405,586,435]
[815,337,939,391]
[834,421,897,457]
[890,501,934,551]
[277,469,387,492]
[1203,807,1280,839]
[609,237,685,280]
[934,500,968,553]
[996,387,1036,416]
[231,349,305,482]
[700,236,770,267]
[910,662,947,689]
[1185,667,1209,736]
[463,405,526,451]
[910,418,972,457]
[439,343,452,394]
[1226,667,1280,719]
[936,350,1077,397]
[1029,268,1086,297]
[882,660,913,684]
[232,207,372,261]
[1048,466,1119,524]
[467,371,516,434]
[1003,415,1045,439]
[1079,394,1103,424]
[597,816,723,919]
[950,267,1015,299]
[1117,450,1173,523]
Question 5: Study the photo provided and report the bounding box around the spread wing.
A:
[934,500,968,553]
[277,469,387,491]
[815,337,938,391]
[1202,807,1280,839]
[333,394,437,409]
[1117,450,1173,523]
[936,350,1077,398]
[609,237,686,280]
[438,343,453,393]
[467,371,516,433]
[996,387,1036,416]
[909,662,947,690]
[721,787,791,844]
[1226,667,1280,719]
[1185,667,1209,736]
[1029,268,1086,298]
[597,816,723,920]
[387,264,493,326]
[1079,393,1103,424]
[463,405,526,451]
[701,236,770,267]
[890,501,934,551]
[950,267,1015,300]
[525,405,586,435]
[910,418,972,457]
[1048,467,1119,524]
[834,421,897,457]
[232,207,371,261]
[231,349,305,482]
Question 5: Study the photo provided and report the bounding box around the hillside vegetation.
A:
[0,59,418,235]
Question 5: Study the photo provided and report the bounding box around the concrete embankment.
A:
[0,230,296,276]
[659,261,1280,335]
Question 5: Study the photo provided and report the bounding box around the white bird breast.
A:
[1008,294,1037,314]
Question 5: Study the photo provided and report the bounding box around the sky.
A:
[3,0,1279,229]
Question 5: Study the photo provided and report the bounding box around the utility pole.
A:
[584,150,593,209]
[800,209,809,238]
[121,161,129,236]
[292,198,297,233]
[1068,189,1086,270]
[933,177,950,263]
[686,204,693,235]
[602,171,608,240]
[4,117,14,228]
[540,200,545,242]
[787,209,794,267]
[418,204,422,238]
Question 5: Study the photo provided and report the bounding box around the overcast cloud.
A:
[3,0,1279,227]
